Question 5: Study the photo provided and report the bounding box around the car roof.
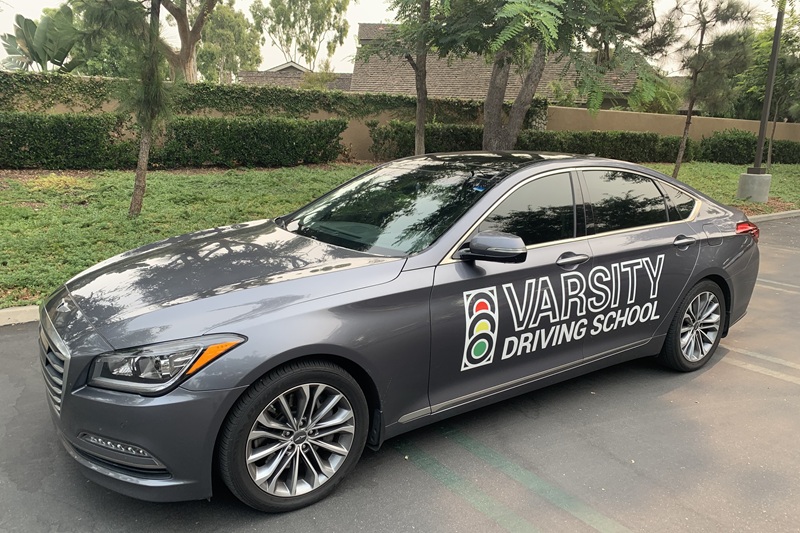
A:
[389,151,589,174]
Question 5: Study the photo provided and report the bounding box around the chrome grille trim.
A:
[39,310,71,415]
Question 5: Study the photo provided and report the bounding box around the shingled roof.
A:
[352,23,637,105]
[238,70,353,91]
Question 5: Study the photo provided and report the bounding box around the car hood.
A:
[64,219,404,348]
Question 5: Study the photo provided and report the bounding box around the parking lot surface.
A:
[1,217,798,533]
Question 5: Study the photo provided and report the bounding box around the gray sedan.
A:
[38,152,760,512]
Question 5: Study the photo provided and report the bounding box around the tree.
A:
[670,0,753,178]
[299,58,337,89]
[390,0,434,155]
[78,0,170,216]
[197,0,261,83]
[1,6,83,72]
[159,0,219,81]
[250,0,351,71]
[72,0,219,81]
[733,13,800,168]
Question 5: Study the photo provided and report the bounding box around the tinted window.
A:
[478,173,575,246]
[661,182,697,220]
[582,170,668,234]
[285,160,505,256]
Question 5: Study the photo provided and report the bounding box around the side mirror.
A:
[459,231,527,264]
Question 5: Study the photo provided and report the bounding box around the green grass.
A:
[645,162,800,214]
[0,164,372,308]
[1,161,798,309]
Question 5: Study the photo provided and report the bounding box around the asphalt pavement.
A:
[2,217,799,533]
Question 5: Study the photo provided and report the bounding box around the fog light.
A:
[79,432,153,458]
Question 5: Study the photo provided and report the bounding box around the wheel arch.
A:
[698,273,732,336]
[211,351,385,489]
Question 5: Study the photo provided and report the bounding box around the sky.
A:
[0,0,777,75]
[0,0,396,73]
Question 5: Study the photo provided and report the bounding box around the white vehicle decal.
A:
[461,254,665,371]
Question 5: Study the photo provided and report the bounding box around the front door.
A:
[428,171,593,410]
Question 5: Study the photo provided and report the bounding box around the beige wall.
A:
[546,106,800,142]
[309,111,395,161]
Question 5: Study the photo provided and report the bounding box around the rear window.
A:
[582,170,668,234]
[661,182,697,221]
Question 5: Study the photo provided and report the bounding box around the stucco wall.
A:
[546,106,800,143]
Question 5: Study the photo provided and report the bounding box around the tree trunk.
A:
[180,44,198,82]
[160,0,218,82]
[413,0,430,156]
[483,50,512,151]
[499,43,547,150]
[129,127,152,217]
[673,95,695,179]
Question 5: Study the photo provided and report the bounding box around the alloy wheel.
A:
[245,383,355,497]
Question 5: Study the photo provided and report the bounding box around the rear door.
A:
[428,171,594,411]
[578,169,701,359]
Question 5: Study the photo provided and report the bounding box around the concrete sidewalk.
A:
[2,210,799,327]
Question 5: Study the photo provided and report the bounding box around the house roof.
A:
[352,23,638,104]
[238,70,353,91]
[358,23,395,42]
[267,61,311,73]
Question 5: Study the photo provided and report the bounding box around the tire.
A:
[218,360,369,512]
[658,280,725,372]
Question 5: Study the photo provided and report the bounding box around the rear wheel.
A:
[658,280,724,372]
[218,360,368,512]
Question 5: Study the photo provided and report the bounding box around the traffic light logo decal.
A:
[462,287,499,371]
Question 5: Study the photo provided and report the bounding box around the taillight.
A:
[736,221,760,242]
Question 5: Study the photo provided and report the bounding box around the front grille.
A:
[39,319,69,415]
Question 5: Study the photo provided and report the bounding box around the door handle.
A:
[556,253,590,268]
[673,235,696,247]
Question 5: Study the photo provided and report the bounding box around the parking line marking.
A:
[441,427,632,533]
[722,346,800,372]
[723,359,800,386]
[393,438,538,533]
[755,283,800,295]
[757,278,800,290]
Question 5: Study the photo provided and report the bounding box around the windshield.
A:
[283,160,506,256]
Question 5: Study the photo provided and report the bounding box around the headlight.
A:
[88,334,246,394]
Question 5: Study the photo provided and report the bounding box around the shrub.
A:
[371,123,696,163]
[518,130,678,163]
[655,135,695,163]
[0,112,136,169]
[698,129,757,165]
[771,139,800,165]
[368,121,483,160]
[156,116,347,168]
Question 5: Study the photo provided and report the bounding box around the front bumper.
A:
[46,376,247,502]
[38,306,247,502]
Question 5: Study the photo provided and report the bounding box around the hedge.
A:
[0,112,136,169]
[697,129,800,165]
[369,121,697,163]
[367,121,484,160]
[0,112,347,169]
[156,116,347,168]
[0,71,548,128]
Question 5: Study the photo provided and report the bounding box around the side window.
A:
[478,173,575,246]
[582,170,668,234]
[660,182,697,220]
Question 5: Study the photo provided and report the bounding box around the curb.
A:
[2,210,799,329]
[0,306,39,327]
[749,210,800,223]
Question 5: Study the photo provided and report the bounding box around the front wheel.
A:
[658,280,725,372]
[218,360,369,512]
